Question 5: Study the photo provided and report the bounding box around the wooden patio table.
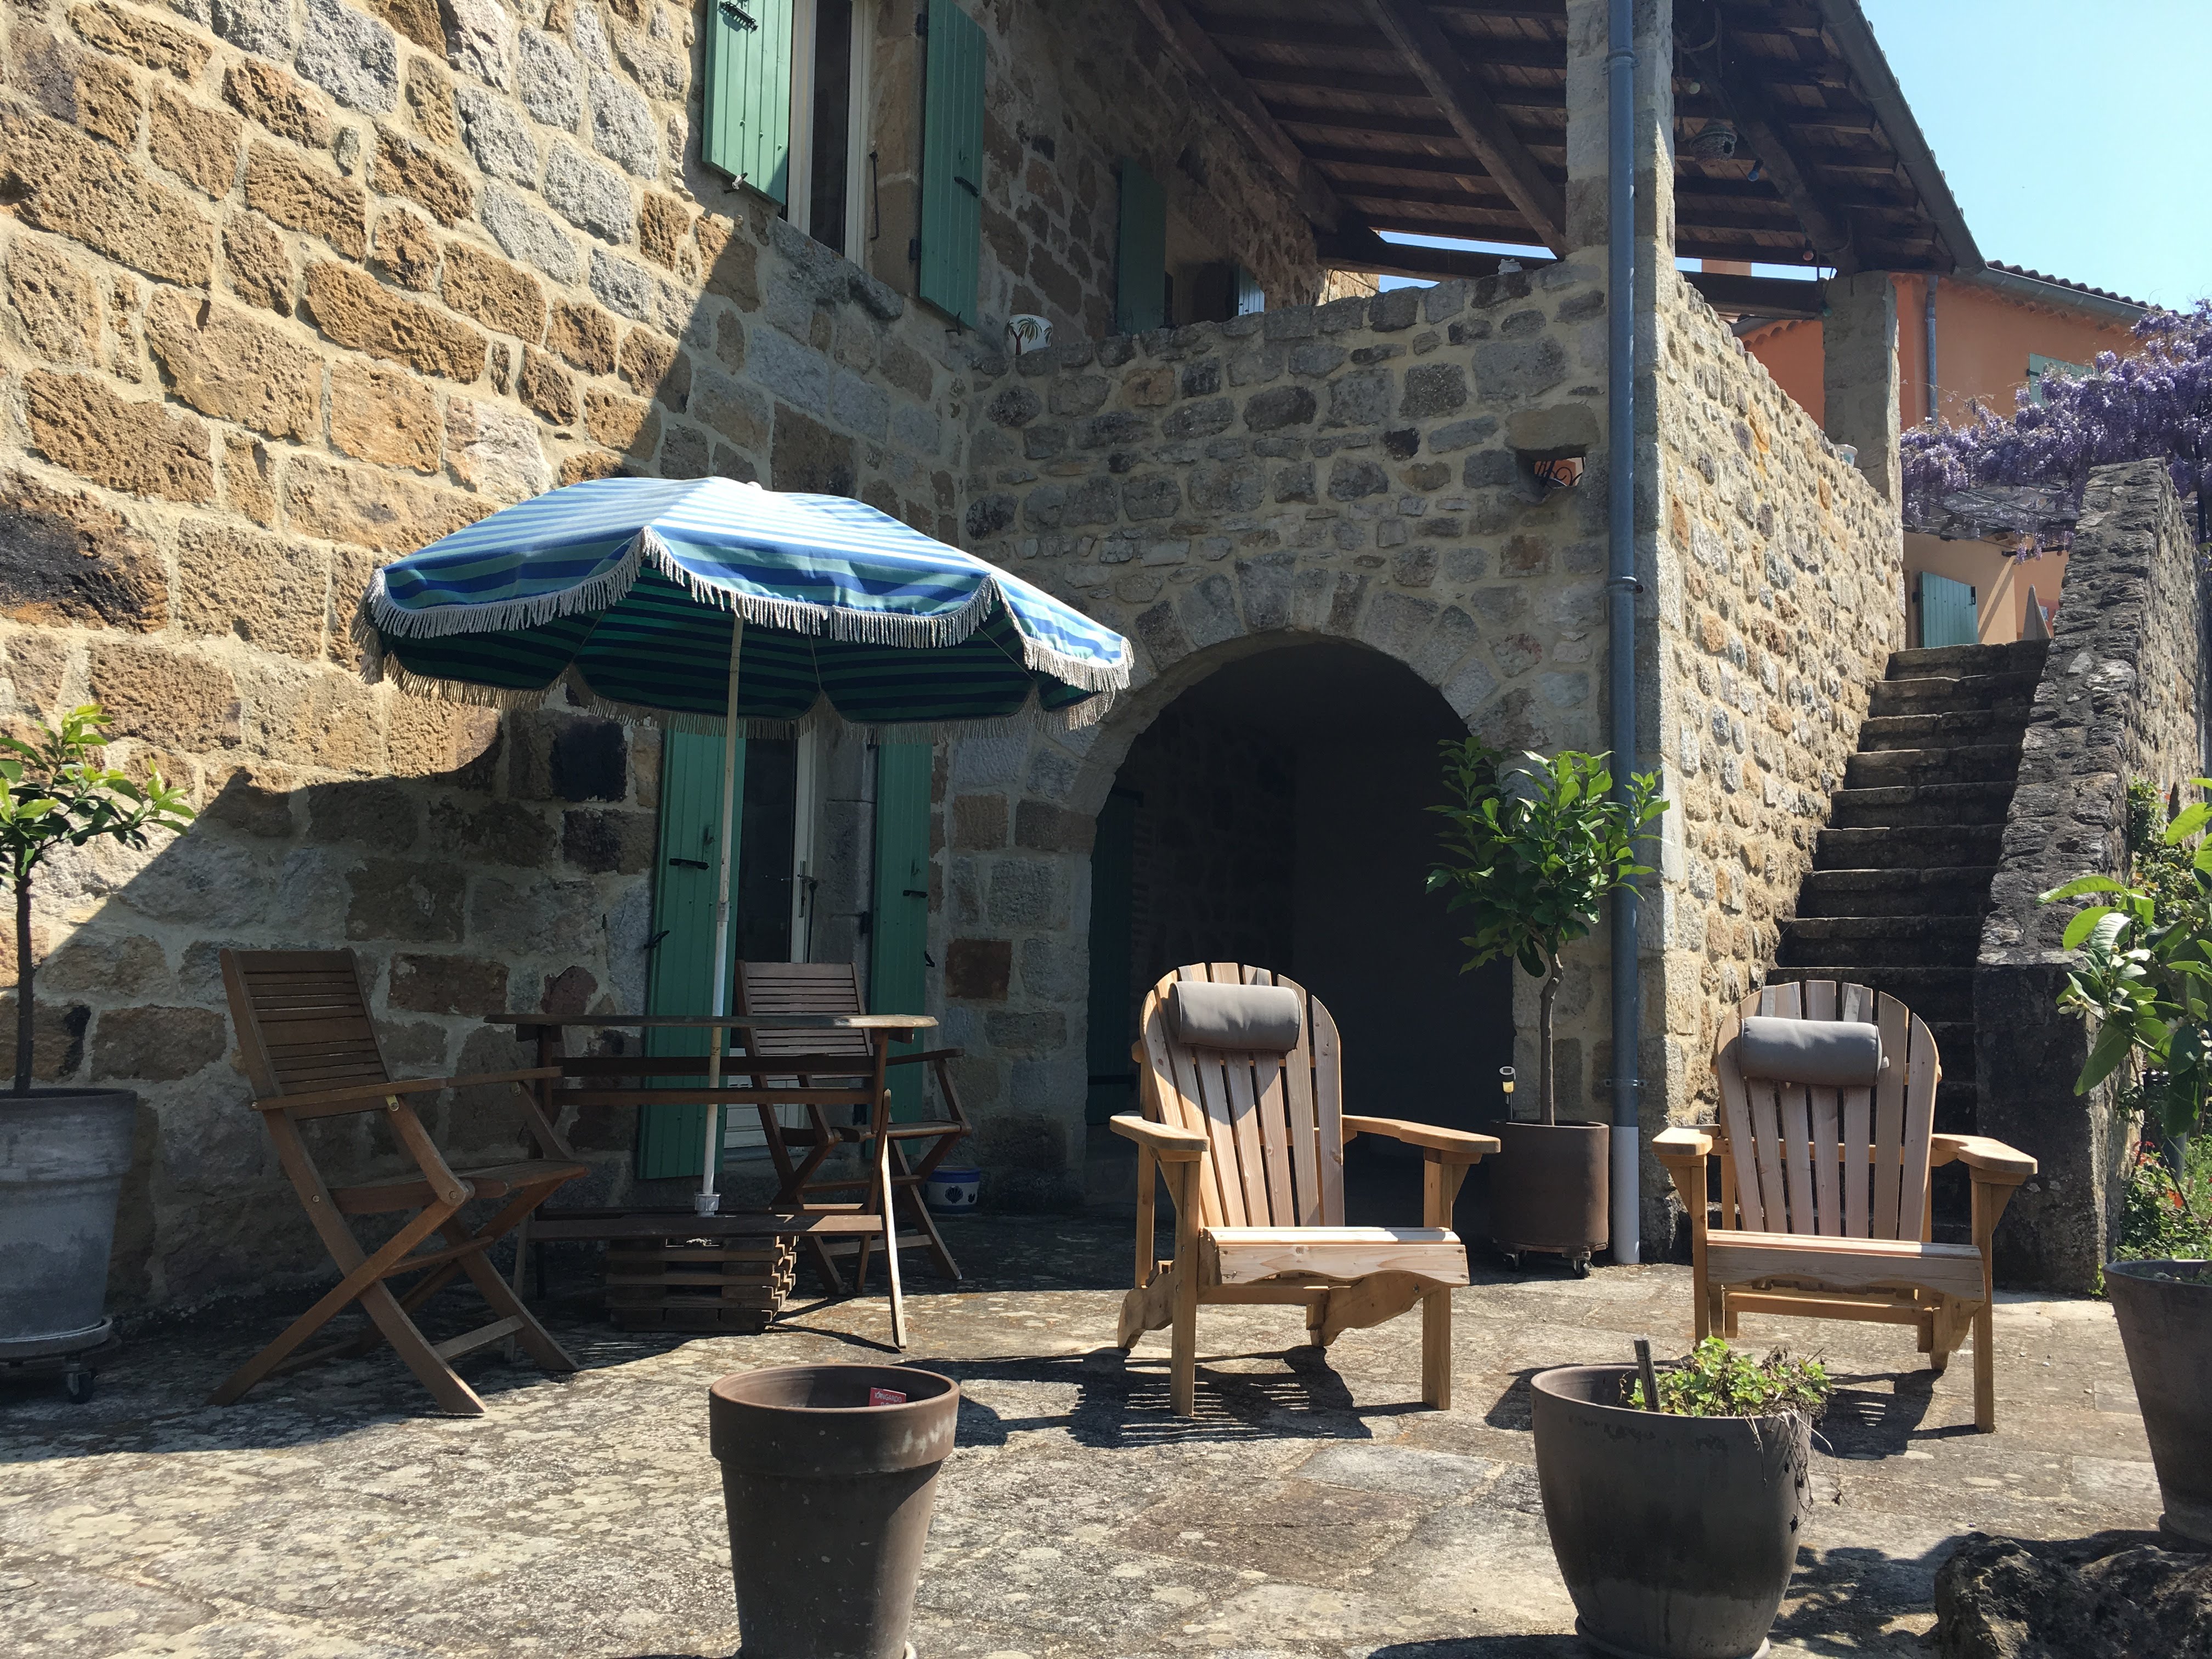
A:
[487,1012,937,1348]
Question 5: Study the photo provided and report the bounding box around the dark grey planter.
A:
[1533,1364,1812,1659]
[0,1089,138,1348]
[2104,1260,2212,1546]
[1490,1120,1610,1271]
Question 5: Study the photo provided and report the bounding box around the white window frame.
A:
[786,0,870,255]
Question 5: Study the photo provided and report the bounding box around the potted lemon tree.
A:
[0,706,192,1391]
[2041,778,2212,1544]
[1427,740,1664,1274]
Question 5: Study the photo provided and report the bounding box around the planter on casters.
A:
[709,1363,960,1659]
[1489,1120,1609,1276]
[0,1088,137,1403]
[1532,1364,1811,1659]
[2103,1259,2212,1546]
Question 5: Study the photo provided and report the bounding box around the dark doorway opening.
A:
[1084,642,1515,1231]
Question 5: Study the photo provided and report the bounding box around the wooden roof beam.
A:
[1130,0,1356,233]
[1703,47,1858,272]
[1356,0,1566,253]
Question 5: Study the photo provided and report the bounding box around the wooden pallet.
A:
[604,1237,797,1333]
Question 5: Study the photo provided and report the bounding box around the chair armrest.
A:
[1341,1115,1499,1161]
[1109,1114,1207,1162]
[885,1047,964,1066]
[254,1075,452,1114]
[1654,1125,1715,1162]
[445,1066,565,1088]
[1932,1134,2037,1181]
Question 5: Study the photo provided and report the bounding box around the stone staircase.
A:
[1769,639,2050,1144]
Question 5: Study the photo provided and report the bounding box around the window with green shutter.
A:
[918,1,984,328]
[704,0,794,203]
[1116,159,1167,335]
[870,738,934,1120]
[2027,353,2087,408]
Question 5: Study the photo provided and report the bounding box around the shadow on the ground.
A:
[1369,1641,1590,1657]
[891,1345,1431,1448]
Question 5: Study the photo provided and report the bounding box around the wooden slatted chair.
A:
[214,949,588,1416]
[1113,963,1499,1416]
[732,961,972,1288]
[1654,978,2037,1432]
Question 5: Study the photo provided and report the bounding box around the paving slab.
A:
[0,1216,2162,1659]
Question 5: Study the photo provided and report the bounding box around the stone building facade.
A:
[0,0,1913,1307]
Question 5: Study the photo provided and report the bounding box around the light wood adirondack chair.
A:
[214,949,588,1415]
[1654,979,2036,1432]
[732,961,972,1288]
[1113,963,1499,1415]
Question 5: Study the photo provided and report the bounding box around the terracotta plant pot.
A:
[709,1363,960,1659]
[1489,1119,1610,1271]
[2103,1260,2212,1546]
[1533,1364,1812,1659]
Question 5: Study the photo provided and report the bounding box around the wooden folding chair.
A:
[1655,978,2036,1432]
[1114,963,1499,1415]
[213,949,588,1416]
[732,961,971,1290]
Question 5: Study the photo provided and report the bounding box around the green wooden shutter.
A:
[871,738,934,1120]
[704,0,794,205]
[636,728,747,1178]
[1116,159,1166,335]
[2027,352,2087,408]
[917,1,984,328]
[1917,571,1978,648]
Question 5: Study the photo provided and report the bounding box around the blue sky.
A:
[1862,0,2209,308]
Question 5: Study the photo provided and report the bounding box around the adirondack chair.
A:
[731,961,971,1288]
[1113,963,1499,1415]
[213,949,588,1415]
[1654,979,2037,1432]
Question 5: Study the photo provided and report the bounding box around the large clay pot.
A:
[2103,1260,2212,1545]
[1489,1119,1610,1269]
[1532,1364,1812,1659]
[0,1089,138,1348]
[709,1363,960,1659]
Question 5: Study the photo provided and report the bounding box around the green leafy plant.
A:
[2041,776,2212,1153]
[1,706,193,1094]
[1621,1338,1831,1419]
[2118,1132,2212,1261]
[1426,740,1666,1125]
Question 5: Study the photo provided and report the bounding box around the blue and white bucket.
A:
[922,1166,981,1212]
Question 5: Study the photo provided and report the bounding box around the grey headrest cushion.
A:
[1737,1016,1886,1087]
[1169,981,1304,1052]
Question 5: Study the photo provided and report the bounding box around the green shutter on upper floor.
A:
[636,727,747,1179]
[703,0,794,205]
[870,737,934,1120]
[1116,159,1167,335]
[918,1,985,328]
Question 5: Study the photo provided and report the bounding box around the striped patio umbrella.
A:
[360,476,1131,1212]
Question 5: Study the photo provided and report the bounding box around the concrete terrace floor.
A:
[0,1213,2164,1659]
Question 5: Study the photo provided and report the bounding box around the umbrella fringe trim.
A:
[363,531,1130,693]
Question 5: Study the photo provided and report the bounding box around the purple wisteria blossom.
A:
[1901,300,2212,550]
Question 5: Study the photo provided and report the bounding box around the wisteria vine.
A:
[1900,300,2212,550]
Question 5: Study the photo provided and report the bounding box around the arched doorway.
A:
[1083,640,1515,1224]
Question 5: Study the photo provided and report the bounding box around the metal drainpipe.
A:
[1925,274,1939,422]
[1605,0,1641,1266]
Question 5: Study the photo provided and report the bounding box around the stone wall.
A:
[935,264,1625,1195]
[862,1,1327,343]
[1976,460,2207,1289]
[1647,270,1904,1145]
[0,0,1311,1308]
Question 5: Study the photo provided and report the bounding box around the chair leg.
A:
[1167,1162,1200,1417]
[1420,1286,1452,1409]
[358,1282,486,1417]
[1305,1293,1327,1348]
[895,1163,960,1279]
[1972,1298,1995,1432]
[441,1217,578,1375]
[207,1265,378,1405]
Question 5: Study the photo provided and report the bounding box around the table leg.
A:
[873,1032,906,1350]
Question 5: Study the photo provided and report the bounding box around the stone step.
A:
[1867,672,2044,717]
[1886,640,2050,680]
[1779,915,1983,968]
[1826,782,2019,830]
[1765,964,1974,1022]
[1845,744,2023,788]
[1796,868,2000,918]
[1817,824,2007,870]
[1855,708,2035,752]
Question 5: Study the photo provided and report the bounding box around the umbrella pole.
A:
[696,618,745,1216]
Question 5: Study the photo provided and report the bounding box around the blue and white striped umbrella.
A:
[362,476,1131,729]
[359,476,1131,1218]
